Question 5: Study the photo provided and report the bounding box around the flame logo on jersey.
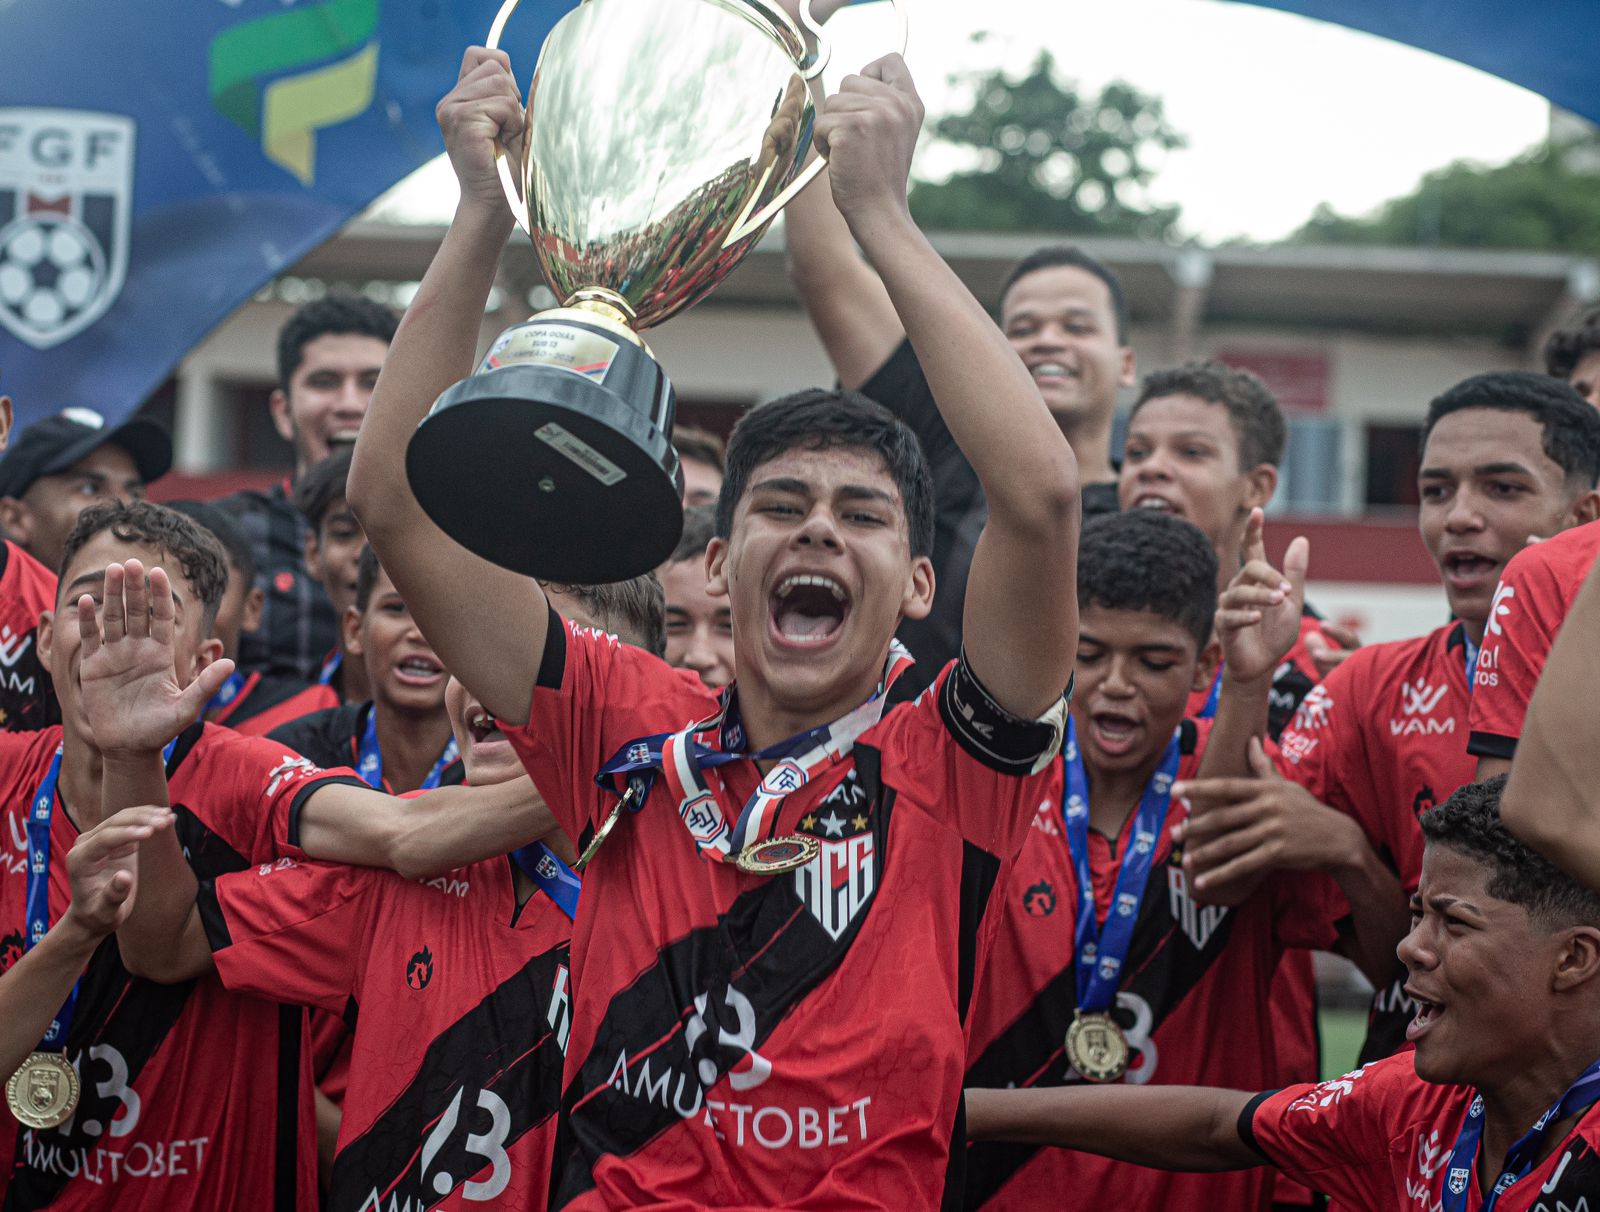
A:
[1023,880,1056,917]
[0,931,22,973]
[406,945,434,991]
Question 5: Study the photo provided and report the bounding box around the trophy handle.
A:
[721,0,909,248]
[485,0,534,236]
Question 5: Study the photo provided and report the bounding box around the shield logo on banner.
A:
[0,109,135,349]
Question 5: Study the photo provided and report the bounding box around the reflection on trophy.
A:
[408,0,904,583]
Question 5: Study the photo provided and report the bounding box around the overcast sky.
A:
[371,0,1553,244]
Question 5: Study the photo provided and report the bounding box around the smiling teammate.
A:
[347,47,1079,1209]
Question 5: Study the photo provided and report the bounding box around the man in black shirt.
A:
[217,293,397,682]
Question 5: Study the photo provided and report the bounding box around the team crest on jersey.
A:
[0,110,134,349]
[794,803,876,941]
[1023,880,1056,917]
[0,930,22,972]
[1166,865,1228,951]
[406,945,434,991]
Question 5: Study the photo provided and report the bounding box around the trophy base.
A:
[407,329,683,584]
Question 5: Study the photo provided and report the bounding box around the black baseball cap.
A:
[0,408,172,500]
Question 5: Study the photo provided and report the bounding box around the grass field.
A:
[1318,1007,1369,1080]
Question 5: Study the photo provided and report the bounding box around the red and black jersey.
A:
[1243,1052,1600,1209]
[201,853,573,1211]
[963,718,1341,1211]
[0,539,58,732]
[0,723,365,1210]
[504,615,1061,1211]
[1468,522,1600,761]
[266,701,465,791]
[1278,621,1476,1061]
[234,681,340,738]
[207,669,323,734]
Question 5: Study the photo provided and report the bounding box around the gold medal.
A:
[734,834,820,876]
[6,1052,79,1129]
[1065,1011,1129,1083]
[575,794,626,872]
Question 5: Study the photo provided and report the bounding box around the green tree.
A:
[1290,136,1600,251]
[908,50,1186,239]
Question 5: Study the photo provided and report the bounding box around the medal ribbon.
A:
[26,739,177,1049]
[1441,1057,1600,1211]
[318,649,342,686]
[355,708,459,792]
[1197,667,1222,719]
[1062,717,1181,1013]
[594,641,914,863]
[1463,630,1480,698]
[509,843,581,922]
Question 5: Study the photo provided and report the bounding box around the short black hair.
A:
[354,544,383,614]
[718,389,934,559]
[674,426,726,473]
[61,500,229,635]
[998,246,1131,345]
[294,446,354,530]
[1421,777,1600,932]
[164,500,256,584]
[1132,360,1287,470]
[276,292,397,391]
[1423,372,1600,488]
[1544,304,1600,380]
[1078,511,1217,649]
[545,574,667,658]
[669,505,717,565]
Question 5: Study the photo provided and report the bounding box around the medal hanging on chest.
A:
[593,642,913,875]
[1059,718,1181,1083]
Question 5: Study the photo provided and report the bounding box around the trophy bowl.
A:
[408,0,906,584]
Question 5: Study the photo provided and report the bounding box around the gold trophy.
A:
[407,0,907,583]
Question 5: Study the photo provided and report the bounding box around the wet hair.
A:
[998,246,1131,345]
[1423,372,1600,488]
[545,573,667,658]
[164,500,256,585]
[1544,304,1600,380]
[276,292,397,391]
[669,505,717,565]
[718,388,934,559]
[294,446,355,530]
[60,500,229,635]
[1131,360,1287,470]
[354,544,383,614]
[1421,777,1600,932]
[1077,511,1217,649]
[674,426,726,473]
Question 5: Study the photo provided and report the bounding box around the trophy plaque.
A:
[407,0,906,584]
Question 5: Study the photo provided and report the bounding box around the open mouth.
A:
[1132,494,1181,515]
[395,655,445,686]
[769,573,850,648]
[1029,361,1075,386]
[1442,553,1499,589]
[465,706,506,747]
[1088,710,1142,756]
[1405,986,1445,1041]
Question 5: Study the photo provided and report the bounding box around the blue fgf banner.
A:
[1237,1,1600,130]
[0,0,558,430]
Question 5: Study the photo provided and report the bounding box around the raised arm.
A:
[2,810,172,1074]
[818,56,1078,716]
[1502,553,1600,886]
[964,1084,1261,1173]
[347,47,548,725]
[292,775,560,880]
[778,1,903,389]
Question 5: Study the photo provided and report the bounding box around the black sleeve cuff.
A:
[939,654,1070,775]
[1466,730,1517,760]
[1237,1089,1279,1162]
[536,604,568,690]
[285,773,372,850]
[196,882,233,952]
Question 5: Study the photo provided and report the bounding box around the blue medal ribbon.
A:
[206,669,248,715]
[1062,718,1181,1013]
[509,843,581,922]
[1440,1057,1600,1211]
[26,739,177,1050]
[355,708,459,792]
[1197,667,1223,719]
[318,649,343,686]
[1463,630,1480,698]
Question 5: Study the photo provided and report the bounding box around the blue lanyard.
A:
[355,708,458,792]
[26,739,177,1049]
[318,650,342,686]
[206,669,247,715]
[1197,667,1222,719]
[1463,631,1480,697]
[1062,718,1181,1013]
[509,843,581,921]
[1441,1057,1600,1211]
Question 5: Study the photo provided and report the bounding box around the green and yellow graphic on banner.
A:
[209,0,380,185]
